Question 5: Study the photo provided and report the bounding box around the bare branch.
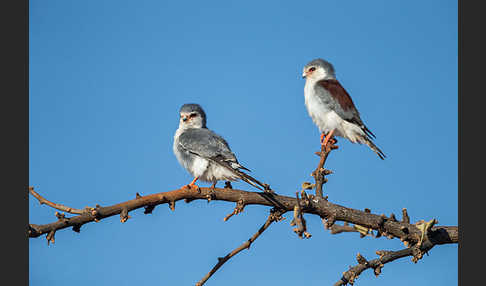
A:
[28,187,458,249]
[195,208,285,286]
[29,138,458,285]
[290,192,311,239]
[311,138,338,198]
[223,199,245,222]
[333,241,435,286]
[330,222,373,238]
[29,186,85,215]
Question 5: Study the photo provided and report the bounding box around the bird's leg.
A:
[322,129,335,150]
[185,176,200,190]
[320,132,327,144]
[210,181,217,189]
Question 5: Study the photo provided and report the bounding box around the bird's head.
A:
[302,58,336,81]
[178,103,207,129]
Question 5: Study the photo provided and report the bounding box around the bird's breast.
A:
[304,82,342,133]
[173,128,192,170]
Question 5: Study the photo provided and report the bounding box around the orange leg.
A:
[322,129,335,148]
[320,132,327,144]
[184,176,200,190]
[210,181,217,189]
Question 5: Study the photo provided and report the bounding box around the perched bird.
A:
[302,58,386,159]
[173,103,269,190]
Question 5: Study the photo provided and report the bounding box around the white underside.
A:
[304,82,366,144]
[191,157,240,183]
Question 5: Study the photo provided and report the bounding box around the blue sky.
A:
[29,1,457,285]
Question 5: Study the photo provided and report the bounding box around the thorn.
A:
[120,208,130,223]
[55,212,66,220]
[144,204,155,214]
[373,263,384,277]
[325,216,336,229]
[323,169,333,175]
[356,253,368,265]
[72,224,81,233]
[301,182,314,190]
[46,230,55,245]
[169,201,175,211]
[376,250,392,259]
[135,192,142,199]
[402,208,410,223]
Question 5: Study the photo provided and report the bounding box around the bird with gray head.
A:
[173,103,270,190]
[302,58,386,159]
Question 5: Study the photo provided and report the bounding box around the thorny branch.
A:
[333,240,436,286]
[29,140,458,285]
[311,137,338,199]
[196,208,285,286]
[28,185,458,247]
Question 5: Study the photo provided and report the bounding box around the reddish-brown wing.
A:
[317,79,376,139]
[317,79,357,112]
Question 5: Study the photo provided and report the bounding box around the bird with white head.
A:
[302,58,386,159]
[173,103,270,190]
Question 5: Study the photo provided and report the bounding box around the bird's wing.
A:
[178,128,267,190]
[316,79,376,139]
[178,128,237,162]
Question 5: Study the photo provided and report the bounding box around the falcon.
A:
[173,103,269,190]
[302,58,386,159]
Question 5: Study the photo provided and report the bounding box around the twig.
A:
[330,222,373,238]
[333,241,435,286]
[311,139,337,230]
[223,199,245,222]
[29,186,84,215]
[290,192,311,239]
[311,139,337,198]
[195,209,285,286]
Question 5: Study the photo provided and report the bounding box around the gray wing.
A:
[178,128,267,190]
[178,128,238,163]
[315,80,376,139]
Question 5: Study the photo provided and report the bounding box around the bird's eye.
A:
[189,113,198,118]
[309,67,316,72]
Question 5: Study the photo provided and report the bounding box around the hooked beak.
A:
[181,115,189,122]
[302,71,307,79]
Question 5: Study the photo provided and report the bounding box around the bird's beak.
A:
[182,115,188,122]
[302,71,307,79]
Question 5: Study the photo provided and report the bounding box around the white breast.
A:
[304,82,343,134]
[173,128,187,168]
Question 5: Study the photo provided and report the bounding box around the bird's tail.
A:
[234,169,269,191]
[215,159,270,191]
[363,137,386,160]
